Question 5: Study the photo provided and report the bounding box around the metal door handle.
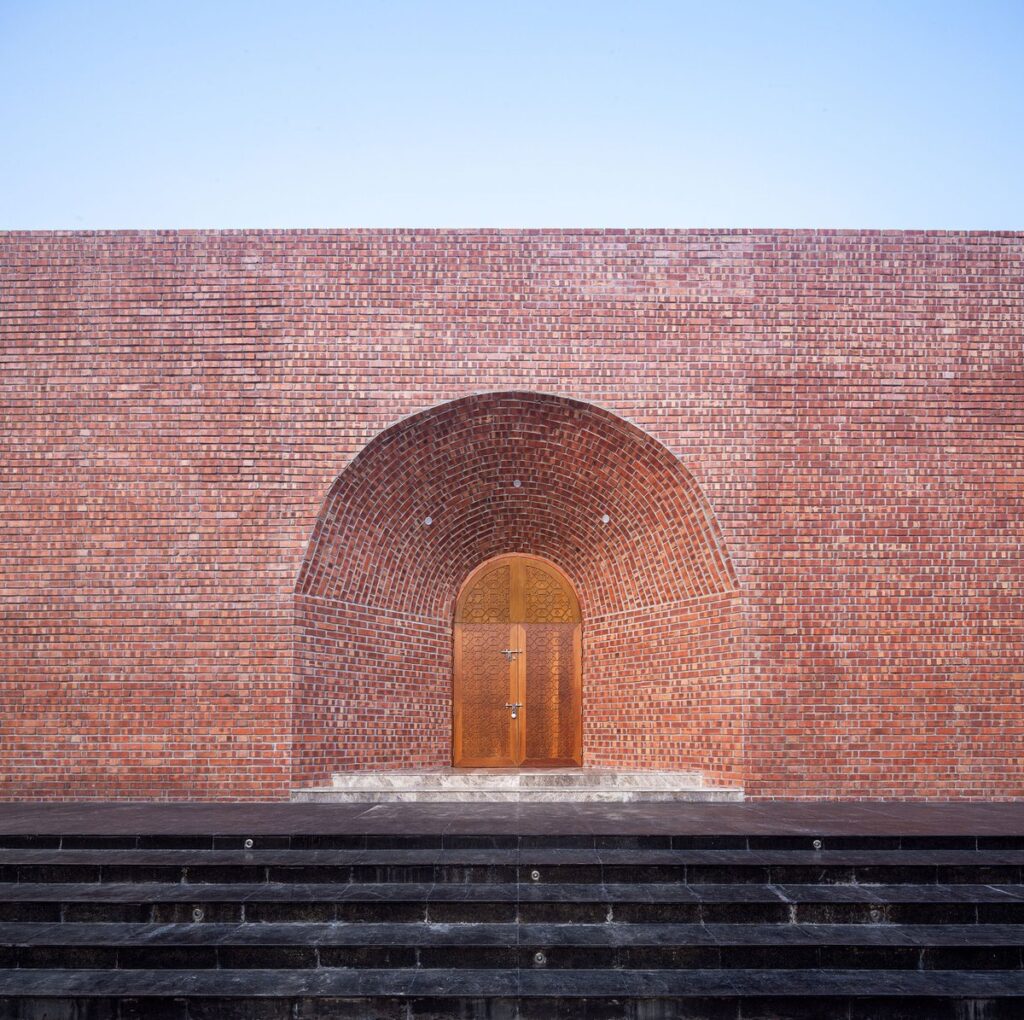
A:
[500,649,523,661]
[505,702,522,719]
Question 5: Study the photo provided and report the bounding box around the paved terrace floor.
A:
[0,801,1022,836]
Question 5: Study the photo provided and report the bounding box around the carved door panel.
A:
[520,563,582,765]
[452,561,517,766]
[454,556,581,767]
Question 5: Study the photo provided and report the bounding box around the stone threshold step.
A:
[3,881,1023,902]
[292,788,744,803]
[3,921,1023,947]
[1,968,1023,997]
[329,769,710,790]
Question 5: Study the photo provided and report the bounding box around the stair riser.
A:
[294,790,744,803]
[5,901,1024,924]
[4,864,1021,883]
[7,944,1024,971]
[1,997,1023,1020]
[329,774,707,790]
[8,847,1024,863]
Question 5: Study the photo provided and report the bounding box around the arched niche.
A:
[293,392,744,787]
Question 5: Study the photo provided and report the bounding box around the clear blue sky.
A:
[1,0,1021,229]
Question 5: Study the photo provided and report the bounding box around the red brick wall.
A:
[1,229,1021,800]
[586,592,743,785]
[293,598,451,781]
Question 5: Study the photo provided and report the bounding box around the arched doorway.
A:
[453,554,582,767]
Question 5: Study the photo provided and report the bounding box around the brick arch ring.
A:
[294,391,744,787]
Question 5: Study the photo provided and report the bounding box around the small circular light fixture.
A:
[513,479,522,488]
[601,514,611,525]
[423,516,433,526]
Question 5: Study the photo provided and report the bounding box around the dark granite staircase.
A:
[1,832,1023,1018]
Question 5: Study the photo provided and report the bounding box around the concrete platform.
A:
[290,768,745,803]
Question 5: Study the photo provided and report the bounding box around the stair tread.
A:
[1,968,1023,997]
[2,921,1023,947]
[2,881,1023,902]
[4,837,1014,851]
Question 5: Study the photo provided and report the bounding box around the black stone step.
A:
[0,856,1019,897]
[5,921,1024,947]
[2,922,1022,970]
[5,847,1024,864]
[1,846,1021,888]
[1,997,1020,1020]
[4,881,1022,902]
[6,944,1024,971]
[1,997,1022,1020]
[5,864,1019,885]
[3,883,1024,925]
[7,871,1020,891]
[3,833,1022,851]
[2,967,1024,998]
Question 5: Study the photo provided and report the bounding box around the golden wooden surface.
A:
[453,555,581,767]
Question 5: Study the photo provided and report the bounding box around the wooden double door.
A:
[453,555,582,767]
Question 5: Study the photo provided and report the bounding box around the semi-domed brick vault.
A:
[293,392,743,788]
